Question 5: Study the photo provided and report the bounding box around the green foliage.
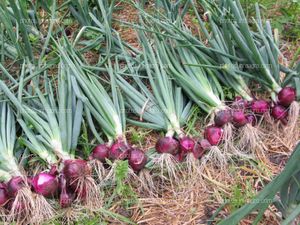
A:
[228,181,256,212]
[113,160,138,208]
[241,0,300,39]
[127,127,149,146]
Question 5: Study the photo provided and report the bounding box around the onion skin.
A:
[233,96,249,109]
[6,176,25,197]
[90,144,109,162]
[204,126,223,146]
[278,87,296,107]
[179,137,195,153]
[128,149,147,172]
[155,137,179,155]
[271,105,288,120]
[214,110,232,127]
[109,141,130,160]
[251,100,269,114]
[32,172,58,198]
[232,111,248,127]
[0,183,8,206]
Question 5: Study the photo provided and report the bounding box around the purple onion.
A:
[251,100,269,114]
[232,111,248,127]
[174,150,186,162]
[0,183,8,206]
[63,159,92,179]
[59,176,73,208]
[192,139,210,159]
[32,172,58,198]
[204,126,223,146]
[128,148,147,171]
[271,105,288,120]
[6,176,25,197]
[109,141,130,160]
[214,110,232,127]
[199,139,212,150]
[90,144,109,162]
[278,87,296,107]
[179,136,195,153]
[155,136,179,155]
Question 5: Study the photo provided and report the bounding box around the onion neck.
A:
[51,139,72,161]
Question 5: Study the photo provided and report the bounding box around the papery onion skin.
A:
[32,172,58,198]
[204,126,223,146]
[128,148,147,172]
[179,136,195,153]
[0,183,8,206]
[251,100,269,114]
[214,110,232,127]
[271,105,288,120]
[155,137,179,155]
[278,87,296,107]
[90,144,109,162]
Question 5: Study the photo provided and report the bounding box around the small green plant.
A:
[228,180,256,212]
[108,160,138,209]
[127,127,150,146]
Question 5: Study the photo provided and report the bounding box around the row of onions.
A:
[127,0,299,160]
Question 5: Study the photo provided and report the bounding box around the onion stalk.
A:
[0,102,55,224]
[54,38,148,183]
[0,61,101,209]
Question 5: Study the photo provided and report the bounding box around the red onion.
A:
[90,144,109,162]
[199,139,212,150]
[59,176,73,208]
[271,105,288,120]
[214,110,232,127]
[204,126,223,146]
[278,87,296,107]
[192,142,206,159]
[128,148,147,171]
[232,111,248,127]
[192,140,210,159]
[109,141,130,160]
[63,159,92,180]
[179,136,195,153]
[251,100,269,114]
[32,172,58,198]
[6,176,25,197]
[155,137,179,155]
[0,183,8,206]
[174,151,186,162]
